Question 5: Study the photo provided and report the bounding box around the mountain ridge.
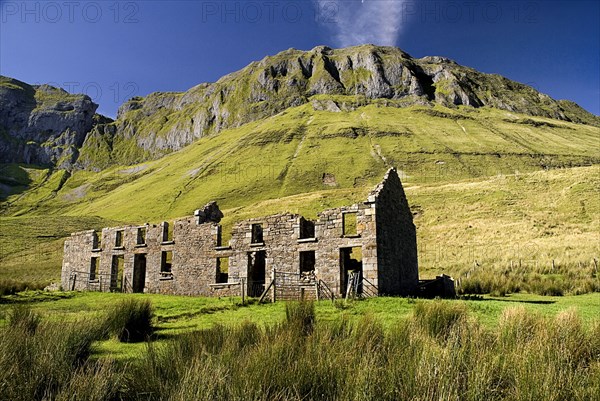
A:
[1,44,598,171]
[0,76,101,168]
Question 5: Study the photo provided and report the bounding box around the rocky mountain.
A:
[0,76,103,168]
[1,45,598,170]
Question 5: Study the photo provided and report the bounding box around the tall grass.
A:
[125,300,599,401]
[456,260,600,296]
[7,304,41,334]
[412,300,469,340]
[0,306,118,401]
[104,298,154,342]
[285,300,316,335]
[1,300,598,400]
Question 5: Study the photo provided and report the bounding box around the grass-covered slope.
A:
[6,102,599,219]
[0,100,598,293]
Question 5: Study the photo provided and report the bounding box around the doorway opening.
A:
[339,247,362,295]
[247,251,266,297]
[110,255,124,292]
[133,254,147,293]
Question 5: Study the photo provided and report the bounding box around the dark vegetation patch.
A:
[505,118,570,129]
[370,130,413,137]
[0,280,48,297]
[413,108,475,120]
[156,304,238,323]
[322,127,367,139]
[104,298,154,343]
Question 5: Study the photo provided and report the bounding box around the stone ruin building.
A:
[62,168,452,300]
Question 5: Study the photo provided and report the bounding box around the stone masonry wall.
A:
[61,230,96,291]
[372,168,419,295]
[61,169,419,298]
[314,202,378,295]
[169,217,218,296]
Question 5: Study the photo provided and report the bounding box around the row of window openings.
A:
[89,250,173,281]
[96,213,357,250]
[240,213,357,246]
[218,251,317,283]
[89,250,320,284]
[94,224,175,249]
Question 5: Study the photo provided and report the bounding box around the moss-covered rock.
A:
[0,76,101,168]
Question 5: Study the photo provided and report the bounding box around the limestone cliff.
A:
[0,76,101,168]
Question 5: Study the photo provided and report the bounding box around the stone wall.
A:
[169,217,219,296]
[61,230,96,291]
[221,202,379,298]
[372,168,419,295]
[61,168,420,298]
[314,202,378,295]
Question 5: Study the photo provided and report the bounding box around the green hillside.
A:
[1,99,598,294]
[4,101,599,218]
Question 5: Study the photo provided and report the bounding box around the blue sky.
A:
[1,0,598,118]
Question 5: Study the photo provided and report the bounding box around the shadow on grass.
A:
[151,330,188,341]
[155,299,260,323]
[0,291,76,305]
[90,330,197,361]
[0,163,36,201]
[460,295,556,305]
[156,305,237,323]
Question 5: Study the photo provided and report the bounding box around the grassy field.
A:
[1,291,598,358]
[0,293,598,400]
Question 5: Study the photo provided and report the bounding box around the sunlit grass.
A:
[1,296,598,400]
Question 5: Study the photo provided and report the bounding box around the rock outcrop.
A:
[0,77,100,168]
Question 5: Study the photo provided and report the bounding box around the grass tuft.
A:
[413,299,469,341]
[285,300,316,336]
[104,298,154,343]
[7,304,41,334]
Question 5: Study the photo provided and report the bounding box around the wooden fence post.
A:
[272,268,277,303]
[241,278,245,305]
